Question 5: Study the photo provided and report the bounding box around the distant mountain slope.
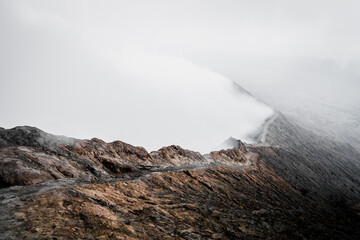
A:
[255,112,360,202]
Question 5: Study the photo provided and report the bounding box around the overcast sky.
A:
[1,0,359,152]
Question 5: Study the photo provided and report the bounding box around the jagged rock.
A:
[150,145,207,166]
[0,128,253,188]
[0,126,78,153]
[0,124,360,239]
[206,148,248,165]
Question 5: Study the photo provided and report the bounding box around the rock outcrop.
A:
[0,125,360,239]
[0,126,251,189]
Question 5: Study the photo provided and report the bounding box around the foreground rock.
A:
[0,126,360,239]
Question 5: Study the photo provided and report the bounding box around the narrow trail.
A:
[0,152,258,204]
[0,153,258,238]
[259,112,278,144]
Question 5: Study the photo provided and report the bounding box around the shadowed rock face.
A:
[0,125,360,239]
[255,113,360,202]
[0,126,78,153]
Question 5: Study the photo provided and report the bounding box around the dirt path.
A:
[0,151,258,203]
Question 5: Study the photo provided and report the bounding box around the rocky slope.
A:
[255,112,360,202]
[0,125,360,239]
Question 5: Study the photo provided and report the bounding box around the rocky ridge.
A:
[0,126,250,189]
[0,125,360,239]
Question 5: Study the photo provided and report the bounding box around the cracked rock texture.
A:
[1,124,360,239]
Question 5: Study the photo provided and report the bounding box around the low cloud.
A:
[1,0,358,151]
[0,1,274,153]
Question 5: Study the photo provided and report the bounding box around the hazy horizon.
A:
[1,0,359,152]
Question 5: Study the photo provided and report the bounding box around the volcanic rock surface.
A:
[0,124,360,239]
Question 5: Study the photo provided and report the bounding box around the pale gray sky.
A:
[1,0,359,151]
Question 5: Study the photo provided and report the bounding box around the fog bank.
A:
[1,0,359,151]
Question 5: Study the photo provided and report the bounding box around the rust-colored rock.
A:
[1,126,360,239]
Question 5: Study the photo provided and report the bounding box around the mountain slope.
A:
[255,112,360,202]
[0,125,360,239]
